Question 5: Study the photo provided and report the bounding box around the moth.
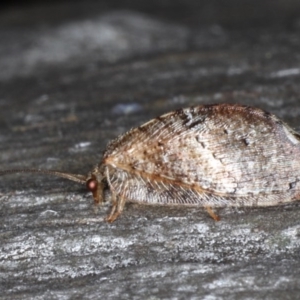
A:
[1,103,300,222]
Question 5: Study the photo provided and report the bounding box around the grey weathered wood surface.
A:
[1,2,300,299]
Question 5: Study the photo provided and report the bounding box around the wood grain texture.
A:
[1,3,300,299]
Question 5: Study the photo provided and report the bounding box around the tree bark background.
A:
[1,1,300,299]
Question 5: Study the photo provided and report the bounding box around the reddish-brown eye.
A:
[86,178,98,192]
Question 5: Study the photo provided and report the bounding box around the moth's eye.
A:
[86,178,98,192]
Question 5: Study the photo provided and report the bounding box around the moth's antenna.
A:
[0,169,87,184]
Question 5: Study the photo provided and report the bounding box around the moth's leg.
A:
[205,206,220,221]
[92,182,105,205]
[106,193,126,223]
[105,192,117,221]
[91,182,105,214]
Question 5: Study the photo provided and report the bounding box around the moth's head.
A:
[85,165,106,204]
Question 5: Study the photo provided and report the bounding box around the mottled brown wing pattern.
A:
[103,104,300,207]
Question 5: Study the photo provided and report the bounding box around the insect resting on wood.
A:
[1,103,300,222]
